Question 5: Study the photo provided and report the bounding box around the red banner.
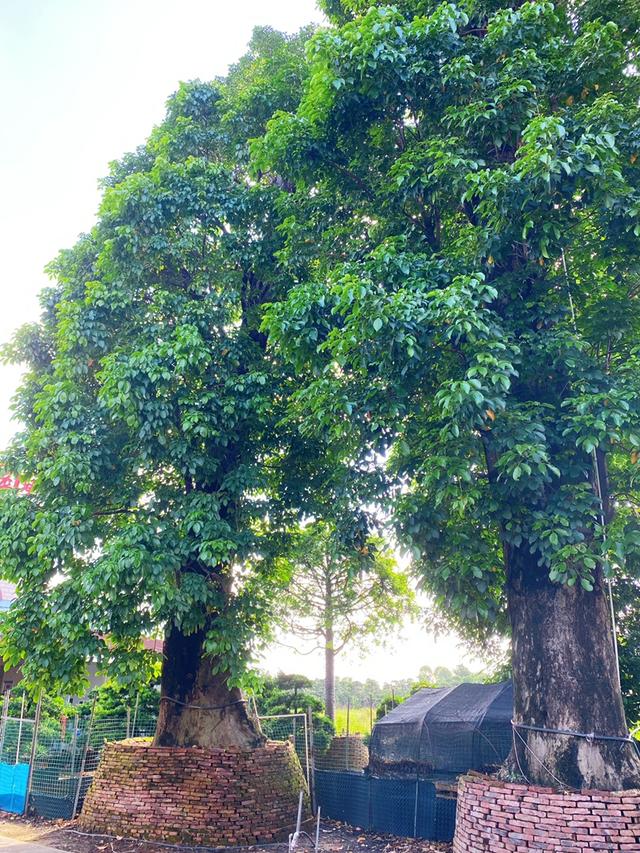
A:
[0,475,33,494]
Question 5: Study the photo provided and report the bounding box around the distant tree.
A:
[280,521,416,720]
[257,673,320,716]
[616,577,640,728]
[417,664,484,688]
[255,672,334,752]
[88,679,161,719]
[309,675,401,707]
[375,679,434,721]
[375,693,405,722]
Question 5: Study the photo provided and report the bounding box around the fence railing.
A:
[0,690,314,821]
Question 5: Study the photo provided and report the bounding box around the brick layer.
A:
[453,773,640,852]
[79,739,309,847]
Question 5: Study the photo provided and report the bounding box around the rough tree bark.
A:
[505,543,640,790]
[325,628,336,723]
[154,622,265,749]
[324,569,336,722]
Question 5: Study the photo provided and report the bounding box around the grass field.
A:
[334,706,373,735]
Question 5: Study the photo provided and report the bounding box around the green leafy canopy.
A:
[0,28,339,695]
[257,0,640,638]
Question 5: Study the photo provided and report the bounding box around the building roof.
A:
[0,581,17,611]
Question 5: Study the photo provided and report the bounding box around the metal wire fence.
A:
[0,689,314,822]
[27,709,161,820]
[258,712,310,785]
[0,705,35,814]
[0,688,464,843]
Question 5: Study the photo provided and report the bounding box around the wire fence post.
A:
[15,693,26,764]
[307,706,316,815]
[132,694,140,738]
[0,689,11,758]
[369,696,373,735]
[70,713,79,775]
[23,694,42,816]
[413,776,419,838]
[302,711,310,789]
[72,697,96,819]
[345,698,350,769]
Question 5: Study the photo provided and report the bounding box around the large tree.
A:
[0,27,322,749]
[256,0,640,788]
[280,521,415,720]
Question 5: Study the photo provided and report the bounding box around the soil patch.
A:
[0,817,451,853]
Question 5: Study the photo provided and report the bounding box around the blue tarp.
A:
[0,762,29,814]
[315,770,457,842]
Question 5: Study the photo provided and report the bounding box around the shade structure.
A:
[369,681,513,777]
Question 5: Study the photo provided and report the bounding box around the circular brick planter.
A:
[79,739,309,847]
[453,773,640,852]
[316,735,369,772]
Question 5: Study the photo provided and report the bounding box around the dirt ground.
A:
[0,816,452,853]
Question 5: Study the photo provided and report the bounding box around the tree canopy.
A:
[280,520,416,718]
[255,0,640,787]
[0,27,339,749]
[1,0,639,787]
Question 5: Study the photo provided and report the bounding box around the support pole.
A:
[303,713,311,790]
[23,695,42,816]
[0,689,11,760]
[131,694,140,738]
[15,693,25,764]
[307,706,316,815]
[72,697,96,819]
[345,699,350,770]
[70,714,79,774]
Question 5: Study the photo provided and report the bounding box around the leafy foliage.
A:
[0,28,324,697]
[257,0,640,643]
[280,521,417,658]
[255,672,334,751]
[87,679,161,718]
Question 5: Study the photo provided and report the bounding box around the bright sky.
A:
[0,0,482,685]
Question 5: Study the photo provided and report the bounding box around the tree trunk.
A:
[325,628,336,722]
[505,543,640,790]
[324,565,336,722]
[154,623,265,749]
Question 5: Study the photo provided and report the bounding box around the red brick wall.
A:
[79,739,309,847]
[454,774,640,852]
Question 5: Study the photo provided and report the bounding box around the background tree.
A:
[258,0,640,788]
[417,664,485,688]
[280,521,416,720]
[255,671,335,751]
[86,679,162,719]
[614,572,640,730]
[0,27,321,750]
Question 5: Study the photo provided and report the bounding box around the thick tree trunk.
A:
[325,629,336,722]
[505,543,640,790]
[154,623,265,749]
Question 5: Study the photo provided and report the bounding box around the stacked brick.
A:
[453,773,640,852]
[315,735,370,772]
[79,739,309,847]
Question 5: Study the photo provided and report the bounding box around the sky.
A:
[0,0,484,685]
